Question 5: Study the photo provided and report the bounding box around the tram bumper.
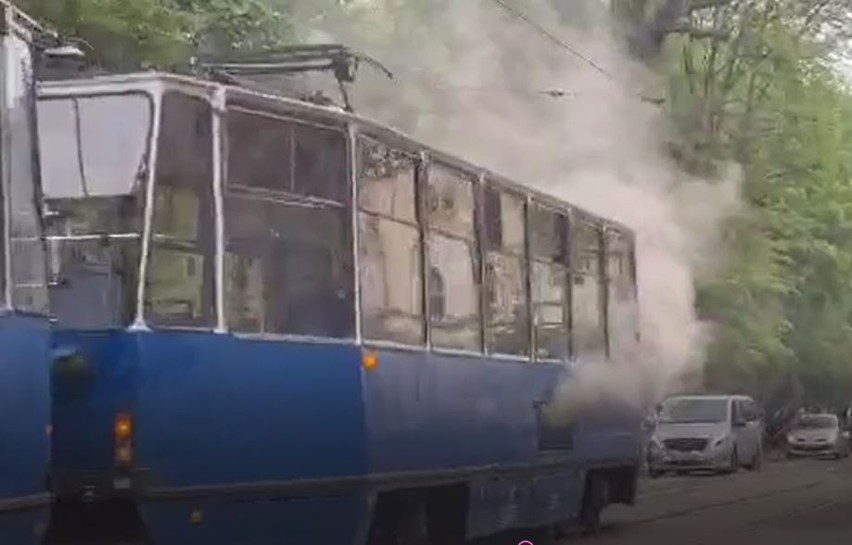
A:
[51,467,151,502]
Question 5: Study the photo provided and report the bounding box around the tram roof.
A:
[38,70,633,237]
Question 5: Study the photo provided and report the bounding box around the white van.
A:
[647,395,764,477]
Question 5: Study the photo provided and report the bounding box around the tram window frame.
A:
[482,184,529,357]
[144,91,216,328]
[356,136,425,346]
[570,216,607,360]
[529,202,570,361]
[7,89,47,313]
[223,106,355,339]
[425,163,482,353]
[38,91,153,328]
[605,227,638,360]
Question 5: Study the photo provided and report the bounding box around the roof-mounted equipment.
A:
[192,43,393,113]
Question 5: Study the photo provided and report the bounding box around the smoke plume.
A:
[288,0,740,414]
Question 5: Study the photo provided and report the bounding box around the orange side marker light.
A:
[115,413,133,440]
[362,351,378,370]
[189,510,204,525]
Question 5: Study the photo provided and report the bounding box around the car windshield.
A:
[795,415,837,430]
[659,398,728,424]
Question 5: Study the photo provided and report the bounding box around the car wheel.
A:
[648,467,664,479]
[580,474,609,535]
[722,449,738,474]
[746,448,763,471]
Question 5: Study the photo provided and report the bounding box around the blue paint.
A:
[50,330,640,542]
[0,312,51,536]
[140,494,367,545]
[133,333,368,486]
[362,349,638,472]
[51,330,142,472]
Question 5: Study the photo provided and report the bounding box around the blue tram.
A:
[0,2,53,543]
[38,70,641,544]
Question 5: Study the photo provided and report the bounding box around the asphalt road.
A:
[580,456,852,545]
[52,456,852,545]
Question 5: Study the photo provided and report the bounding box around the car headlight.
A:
[649,438,664,451]
[711,435,729,449]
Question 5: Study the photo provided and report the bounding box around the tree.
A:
[21,0,294,70]
[624,0,852,407]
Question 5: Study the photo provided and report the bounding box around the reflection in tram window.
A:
[359,214,424,345]
[482,186,528,356]
[428,233,480,351]
[571,218,606,359]
[606,229,639,360]
[224,108,354,338]
[37,93,151,326]
[357,138,423,345]
[146,92,215,328]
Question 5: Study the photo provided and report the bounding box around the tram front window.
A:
[37,93,151,328]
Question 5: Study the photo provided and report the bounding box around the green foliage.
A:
[20,0,294,70]
[649,0,852,407]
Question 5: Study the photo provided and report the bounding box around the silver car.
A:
[786,413,850,459]
[647,395,764,477]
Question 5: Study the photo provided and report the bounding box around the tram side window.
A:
[529,204,569,360]
[357,137,424,345]
[482,186,529,356]
[145,92,215,327]
[224,108,354,338]
[227,109,292,191]
[571,217,606,360]
[426,164,481,351]
[606,229,639,361]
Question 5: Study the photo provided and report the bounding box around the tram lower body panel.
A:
[0,312,51,543]
[50,329,370,544]
[360,348,641,539]
[49,329,641,544]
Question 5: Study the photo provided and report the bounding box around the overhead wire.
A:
[484,0,665,107]
[486,0,618,82]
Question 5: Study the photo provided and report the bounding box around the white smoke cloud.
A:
[288,0,741,414]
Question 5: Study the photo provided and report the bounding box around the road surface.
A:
[584,457,852,545]
[53,457,851,544]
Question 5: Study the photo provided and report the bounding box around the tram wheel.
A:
[579,473,609,535]
[394,499,429,545]
[366,493,429,545]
